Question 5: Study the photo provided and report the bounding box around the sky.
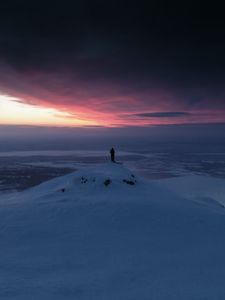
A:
[0,0,225,133]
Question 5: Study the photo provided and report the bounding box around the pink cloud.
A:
[1,61,225,126]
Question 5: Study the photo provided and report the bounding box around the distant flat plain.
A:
[1,147,225,193]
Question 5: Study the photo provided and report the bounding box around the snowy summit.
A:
[1,163,225,299]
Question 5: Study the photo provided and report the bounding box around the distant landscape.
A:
[1,137,225,193]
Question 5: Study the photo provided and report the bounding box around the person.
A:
[110,147,115,162]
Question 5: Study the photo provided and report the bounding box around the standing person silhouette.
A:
[110,148,115,162]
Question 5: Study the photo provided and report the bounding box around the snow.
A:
[1,163,225,299]
[158,175,225,208]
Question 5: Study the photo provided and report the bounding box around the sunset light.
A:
[0,94,99,127]
[1,93,225,128]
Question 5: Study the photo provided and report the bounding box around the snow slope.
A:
[158,175,225,208]
[1,163,225,299]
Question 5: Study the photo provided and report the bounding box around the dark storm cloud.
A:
[0,0,225,119]
[1,1,225,74]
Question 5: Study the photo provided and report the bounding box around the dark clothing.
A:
[110,148,115,162]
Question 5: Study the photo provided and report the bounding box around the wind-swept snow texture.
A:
[1,163,225,299]
[159,175,225,208]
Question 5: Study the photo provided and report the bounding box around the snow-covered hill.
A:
[1,163,225,299]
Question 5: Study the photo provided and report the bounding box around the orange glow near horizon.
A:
[0,94,101,127]
[1,94,225,128]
